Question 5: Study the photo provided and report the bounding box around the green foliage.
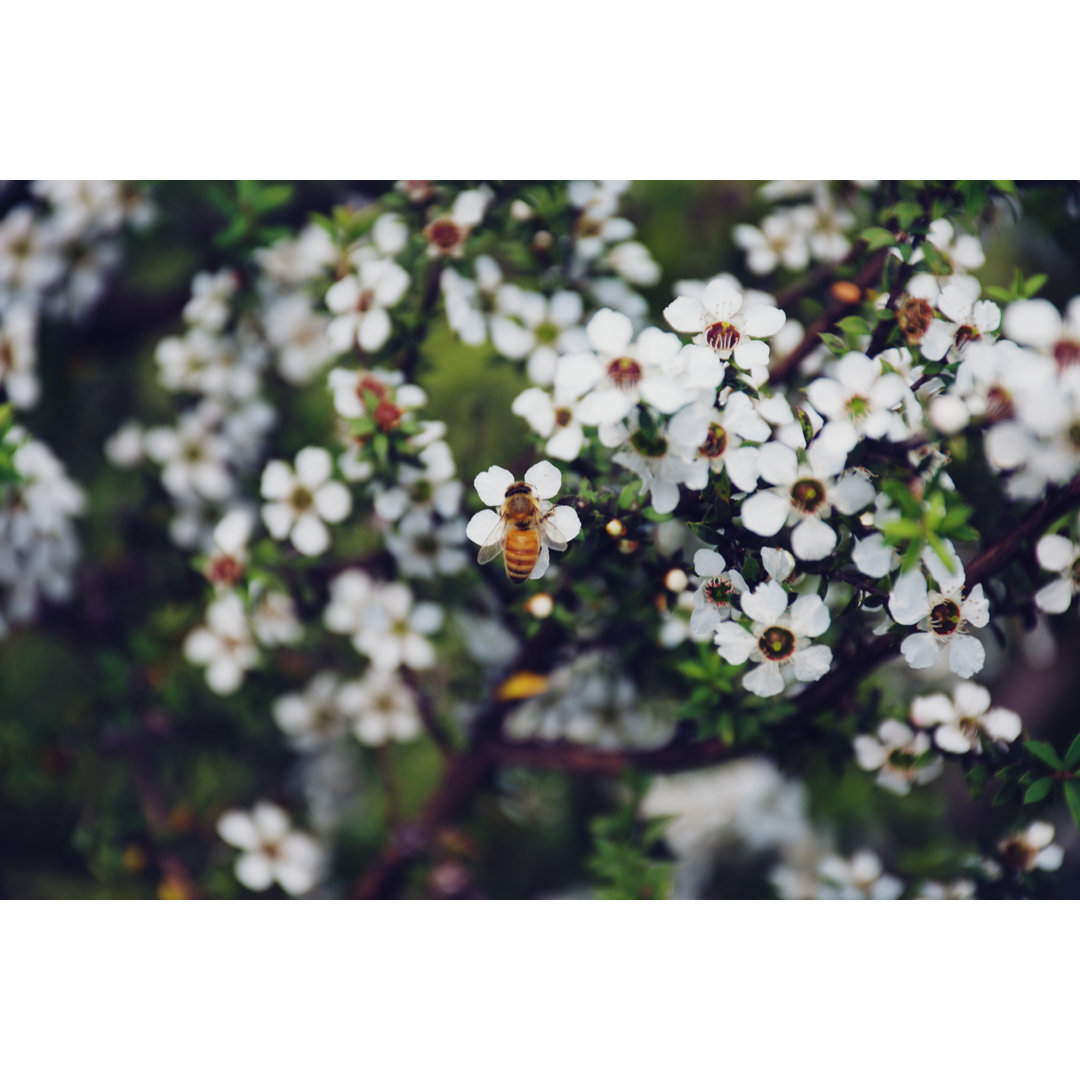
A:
[588,781,673,900]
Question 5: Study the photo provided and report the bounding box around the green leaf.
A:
[1022,273,1048,299]
[1026,740,1064,771]
[891,200,923,230]
[837,316,870,337]
[860,226,896,251]
[1065,781,1080,830]
[1023,777,1053,804]
[1064,732,1080,771]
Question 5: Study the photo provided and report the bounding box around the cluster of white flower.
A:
[734,181,860,276]
[505,652,668,751]
[0,430,86,635]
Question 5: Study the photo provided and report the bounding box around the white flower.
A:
[511,386,589,462]
[612,407,710,515]
[554,311,701,443]
[386,509,468,579]
[323,569,375,636]
[423,187,490,258]
[713,581,832,697]
[144,412,233,503]
[691,390,772,492]
[997,821,1064,873]
[202,508,253,589]
[351,582,443,671]
[183,592,259,695]
[920,279,1001,361]
[1003,295,1080,370]
[337,668,422,746]
[663,277,786,383]
[217,802,325,895]
[853,719,943,795]
[1033,531,1080,614]
[0,306,39,410]
[816,851,903,900]
[806,351,909,458]
[273,672,350,751]
[888,570,989,678]
[738,441,875,561]
[250,586,303,647]
[260,447,351,556]
[325,258,410,354]
[910,682,1022,754]
[688,549,748,640]
[733,209,812,275]
[916,879,976,900]
[466,460,581,580]
[491,288,586,385]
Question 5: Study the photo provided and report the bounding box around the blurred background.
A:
[2,180,1079,899]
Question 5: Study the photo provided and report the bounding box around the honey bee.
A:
[478,481,569,582]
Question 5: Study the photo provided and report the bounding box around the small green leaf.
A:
[1064,781,1080,830]
[860,226,896,251]
[1064,732,1080,771]
[1022,273,1048,298]
[1023,778,1053,804]
[1026,740,1064,771]
[837,315,870,337]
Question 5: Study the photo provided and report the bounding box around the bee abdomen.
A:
[504,529,540,583]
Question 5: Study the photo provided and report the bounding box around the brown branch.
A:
[770,248,889,384]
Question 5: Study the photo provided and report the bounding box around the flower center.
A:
[554,407,573,428]
[954,325,980,349]
[207,554,244,587]
[374,399,404,431]
[410,479,433,503]
[790,478,827,514]
[846,394,871,419]
[758,625,796,662]
[929,599,961,636]
[535,321,559,345]
[887,748,918,773]
[985,385,1014,422]
[426,218,463,254]
[1053,338,1080,370]
[698,423,728,459]
[630,429,669,459]
[356,288,374,314]
[704,576,735,607]
[898,297,934,343]
[706,321,740,353]
[291,487,314,512]
[607,356,642,388]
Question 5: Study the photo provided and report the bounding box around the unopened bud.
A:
[618,539,639,554]
[510,199,534,222]
[664,568,689,592]
[830,281,863,305]
[929,394,969,435]
[605,518,626,538]
[525,592,554,619]
[532,230,554,251]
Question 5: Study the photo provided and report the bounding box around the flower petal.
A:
[474,465,516,506]
[524,460,562,500]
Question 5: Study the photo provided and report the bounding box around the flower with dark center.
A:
[630,428,669,459]
[1053,338,1080,369]
[929,599,961,636]
[984,385,1015,422]
[607,355,642,388]
[704,577,736,606]
[790,478,827,514]
[706,321,740,353]
[425,218,463,255]
[758,625,796,661]
[699,423,728,459]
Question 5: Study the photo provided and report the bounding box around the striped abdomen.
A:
[504,523,540,582]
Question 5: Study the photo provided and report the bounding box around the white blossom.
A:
[260,447,352,556]
[910,682,1022,754]
[217,802,325,896]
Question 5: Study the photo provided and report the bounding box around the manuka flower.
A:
[910,682,1021,754]
[260,447,352,557]
[887,569,990,677]
[853,719,943,795]
[713,581,832,697]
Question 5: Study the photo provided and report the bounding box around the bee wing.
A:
[477,516,509,565]
[540,507,569,552]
